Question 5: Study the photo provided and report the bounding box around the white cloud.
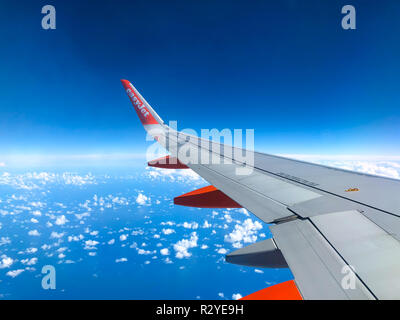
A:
[50,232,64,239]
[0,172,95,190]
[224,218,263,248]
[146,168,201,183]
[137,249,154,255]
[332,161,400,179]
[283,154,400,162]
[136,193,150,205]
[6,269,24,278]
[160,248,170,256]
[30,218,38,223]
[75,212,90,220]
[0,209,9,216]
[84,240,99,250]
[173,232,198,259]
[162,228,175,235]
[164,257,173,264]
[62,172,97,186]
[115,258,128,263]
[108,239,115,245]
[160,221,175,226]
[68,234,84,242]
[182,222,199,229]
[0,237,11,246]
[28,229,40,236]
[21,258,38,266]
[237,208,250,216]
[232,242,243,249]
[217,248,228,254]
[32,210,42,217]
[283,156,400,180]
[202,220,212,228]
[131,229,144,236]
[232,293,242,300]
[315,161,394,179]
[119,234,128,241]
[0,255,13,269]
[55,215,68,225]
[111,196,129,206]
[224,214,233,223]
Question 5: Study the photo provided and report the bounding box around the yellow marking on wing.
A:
[345,188,359,192]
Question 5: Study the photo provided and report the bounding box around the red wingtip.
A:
[120,79,130,88]
[121,79,159,126]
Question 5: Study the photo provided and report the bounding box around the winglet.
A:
[121,79,164,126]
[174,185,242,208]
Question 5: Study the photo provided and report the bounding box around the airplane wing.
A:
[121,79,400,300]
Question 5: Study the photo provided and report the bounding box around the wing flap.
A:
[311,210,400,299]
[270,219,374,300]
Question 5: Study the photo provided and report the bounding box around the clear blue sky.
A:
[0,0,399,159]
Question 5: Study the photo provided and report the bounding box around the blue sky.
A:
[0,0,399,161]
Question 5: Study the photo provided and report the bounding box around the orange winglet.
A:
[148,156,189,169]
[240,280,303,300]
[174,185,242,208]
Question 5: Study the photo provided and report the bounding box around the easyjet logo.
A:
[126,88,150,118]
